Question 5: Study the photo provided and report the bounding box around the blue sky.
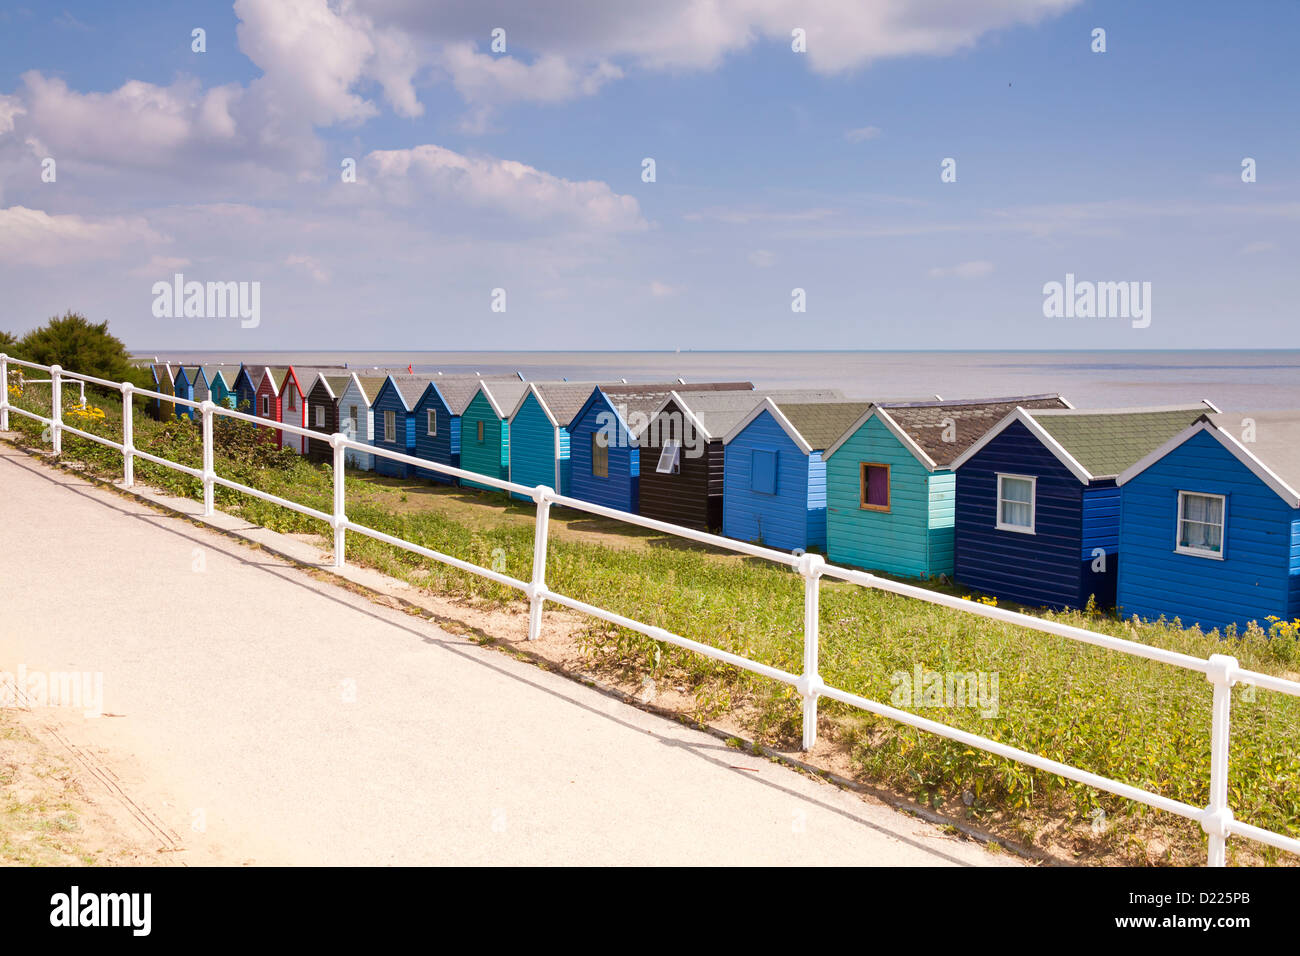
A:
[0,0,1295,351]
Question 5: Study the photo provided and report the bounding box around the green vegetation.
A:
[2,312,149,386]
[6,380,1299,866]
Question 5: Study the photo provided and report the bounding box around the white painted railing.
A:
[2,353,1298,866]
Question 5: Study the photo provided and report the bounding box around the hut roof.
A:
[827,394,1071,467]
[656,388,846,441]
[778,402,874,452]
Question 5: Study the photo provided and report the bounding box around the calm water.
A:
[134,350,1300,411]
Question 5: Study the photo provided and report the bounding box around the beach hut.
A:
[232,365,259,413]
[640,388,843,531]
[335,374,389,471]
[822,395,1069,580]
[507,382,619,502]
[173,366,209,420]
[149,363,175,421]
[458,380,531,492]
[721,400,871,552]
[278,366,313,455]
[1114,411,1300,633]
[370,375,438,479]
[205,366,241,409]
[568,382,754,515]
[305,373,352,464]
[407,375,523,485]
[948,403,1215,611]
[254,367,287,442]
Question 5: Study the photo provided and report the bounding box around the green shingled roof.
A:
[1030,406,1210,478]
[780,401,872,451]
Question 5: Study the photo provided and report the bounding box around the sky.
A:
[0,0,1296,352]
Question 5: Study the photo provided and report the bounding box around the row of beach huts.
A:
[145,362,1300,635]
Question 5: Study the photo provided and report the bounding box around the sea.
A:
[132,350,1300,411]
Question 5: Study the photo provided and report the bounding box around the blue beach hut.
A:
[173,366,209,420]
[949,403,1215,611]
[232,365,259,413]
[822,395,1068,580]
[569,382,752,515]
[1115,411,1300,633]
[408,375,523,484]
[370,375,437,479]
[721,399,870,552]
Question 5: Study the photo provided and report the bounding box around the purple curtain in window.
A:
[866,466,888,506]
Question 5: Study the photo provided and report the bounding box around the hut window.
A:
[427,410,437,437]
[384,409,397,442]
[348,406,359,437]
[591,434,609,478]
[477,420,485,443]
[751,449,778,495]
[656,441,681,475]
[859,463,890,511]
[260,396,269,416]
[315,406,325,428]
[288,390,297,411]
[996,474,1036,533]
[1176,491,1225,558]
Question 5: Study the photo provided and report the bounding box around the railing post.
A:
[0,353,9,431]
[121,383,134,487]
[797,552,826,751]
[332,433,347,569]
[527,485,554,641]
[50,364,62,454]
[1203,653,1237,867]
[201,400,215,516]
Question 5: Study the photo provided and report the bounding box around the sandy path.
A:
[0,444,1014,866]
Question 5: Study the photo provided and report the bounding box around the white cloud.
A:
[928,260,994,279]
[366,144,645,232]
[440,42,622,106]
[285,253,331,282]
[844,125,882,142]
[0,94,24,135]
[649,280,677,297]
[748,249,776,268]
[0,206,165,266]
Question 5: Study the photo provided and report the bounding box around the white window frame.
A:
[315,405,325,428]
[656,440,681,475]
[384,409,397,443]
[1175,490,1226,560]
[427,410,437,437]
[260,395,269,416]
[995,473,1036,534]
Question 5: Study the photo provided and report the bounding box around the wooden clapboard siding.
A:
[954,419,1086,610]
[722,410,810,551]
[172,367,194,420]
[1118,428,1298,632]
[370,378,415,479]
[337,377,375,471]
[279,368,308,455]
[254,370,283,445]
[508,390,560,500]
[826,415,937,578]
[569,390,638,513]
[233,366,258,414]
[306,377,338,464]
[458,390,508,491]
[412,384,458,484]
[639,397,717,531]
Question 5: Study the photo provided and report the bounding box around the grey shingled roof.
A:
[780,401,873,451]
[478,379,531,418]
[323,375,352,398]
[528,382,613,427]
[667,388,847,440]
[879,394,1069,467]
[1206,411,1300,501]
[351,376,389,403]
[1030,405,1210,479]
[604,382,754,438]
[385,374,439,409]
[203,365,242,387]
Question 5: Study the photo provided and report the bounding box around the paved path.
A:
[0,443,1014,866]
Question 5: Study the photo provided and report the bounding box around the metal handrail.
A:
[2,353,1297,867]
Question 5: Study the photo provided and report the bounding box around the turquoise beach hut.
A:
[822,395,1068,580]
[205,366,241,409]
[1116,411,1300,633]
[507,382,609,501]
[458,379,530,492]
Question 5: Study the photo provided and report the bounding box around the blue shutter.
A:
[751,448,778,495]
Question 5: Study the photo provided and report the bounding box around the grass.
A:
[7,379,1300,865]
